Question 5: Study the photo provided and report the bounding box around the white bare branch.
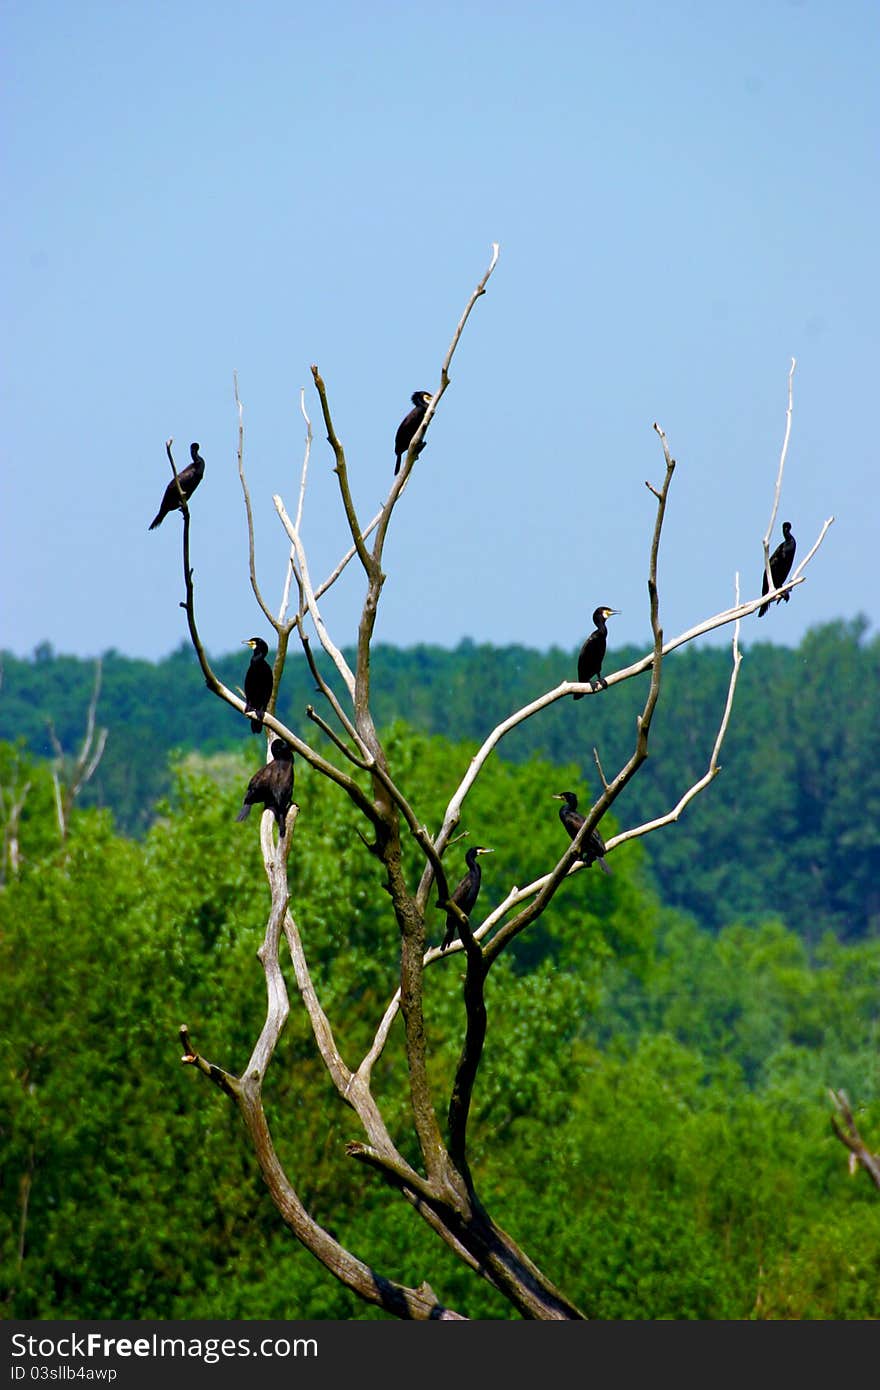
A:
[762,357,796,592]
[235,374,278,632]
[429,519,831,864]
[273,495,357,700]
[608,574,743,849]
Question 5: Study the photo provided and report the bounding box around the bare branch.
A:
[763,357,796,591]
[417,515,833,892]
[299,635,366,753]
[606,575,742,850]
[310,365,375,579]
[45,660,108,837]
[305,236,493,604]
[274,495,357,700]
[830,1090,880,1190]
[480,428,670,965]
[234,374,278,631]
[294,388,312,537]
[374,243,500,560]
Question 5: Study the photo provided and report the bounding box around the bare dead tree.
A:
[159,246,833,1319]
[0,767,31,883]
[46,659,108,839]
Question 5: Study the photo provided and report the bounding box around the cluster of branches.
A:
[160,247,835,1319]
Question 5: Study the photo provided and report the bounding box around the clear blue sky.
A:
[3,0,877,663]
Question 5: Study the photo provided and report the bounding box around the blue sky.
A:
[3,0,877,663]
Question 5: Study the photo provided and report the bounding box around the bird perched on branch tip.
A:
[149,442,205,530]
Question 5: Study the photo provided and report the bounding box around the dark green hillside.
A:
[2,616,878,939]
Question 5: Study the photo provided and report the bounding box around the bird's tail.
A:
[572,691,585,701]
[148,513,164,531]
[235,804,252,822]
[757,601,769,617]
[597,856,612,875]
[441,918,456,951]
[250,716,264,734]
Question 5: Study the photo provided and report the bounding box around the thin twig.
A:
[274,496,357,699]
[311,365,375,579]
[234,374,278,630]
[762,358,796,592]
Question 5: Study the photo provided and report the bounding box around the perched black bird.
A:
[439,845,493,951]
[574,606,619,697]
[149,442,205,530]
[242,637,273,733]
[758,521,796,617]
[394,391,433,475]
[552,791,611,875]
[235,739,294,837]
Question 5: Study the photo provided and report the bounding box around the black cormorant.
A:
[439,845,493,951]
[552,791,611,874]
[758,522,796,617]
[149,442,205,530]
[394,391,433,475]
[235,739,294,836]
[574,606,619,697]
[242,637,273,733]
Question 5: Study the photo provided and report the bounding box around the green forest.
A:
[1,623,879,1319]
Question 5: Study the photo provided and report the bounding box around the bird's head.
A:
[190,442,201,459]
[782,521,792,536]
[270,739,293,760]
[593,606,620,624]
[243,637,269,657]
[552,791,578,809]
[412,390,433,408]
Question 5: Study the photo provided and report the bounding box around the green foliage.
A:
[1,728,878,1321]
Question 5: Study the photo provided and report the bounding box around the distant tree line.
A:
[2,616,877,942]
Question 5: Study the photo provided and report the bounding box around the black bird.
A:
[439,845,493,951]
[394,391,433,475]
[758,521,796,617]
[235,739,294,837]
[149,442,205,530]
[242,637,273,733]
[574,606,619,697]
[552,791,611,875]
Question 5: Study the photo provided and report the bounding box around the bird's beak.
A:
[242,639,254,648]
